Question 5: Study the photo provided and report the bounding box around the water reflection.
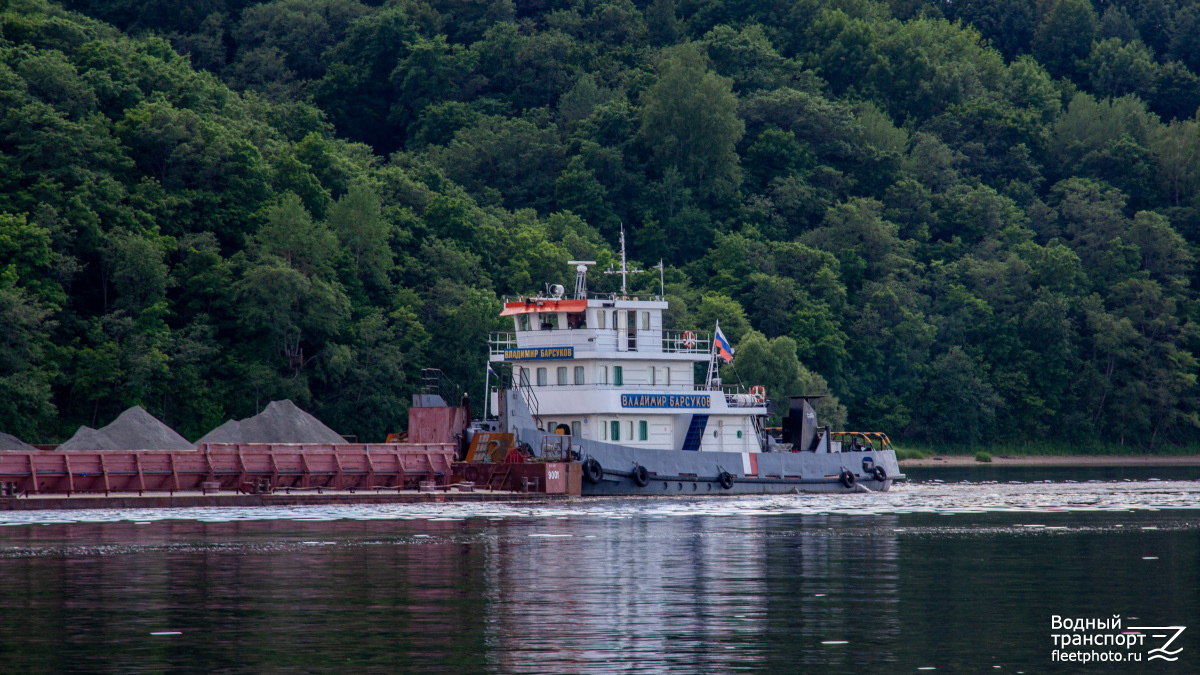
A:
[0,494,1197,673]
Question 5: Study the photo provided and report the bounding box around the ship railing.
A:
[663,330,711,354]
[829,431,894,451]
[539,434,579,461]
[421,368,461,405]
[489,332,518,355]
[511,375,540,422]
[504,293,666,303]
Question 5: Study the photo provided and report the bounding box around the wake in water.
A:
[2,478,1200,526]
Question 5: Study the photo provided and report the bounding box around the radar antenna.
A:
[603,224,643,297]
[568,260,596,299]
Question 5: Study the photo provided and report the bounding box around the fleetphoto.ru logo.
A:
[1051,615,1186,664]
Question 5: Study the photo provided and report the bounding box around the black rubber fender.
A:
[631,465,649,487]
[582,458,603,484]
[872,466,887,482]
[718,471,734,490]
[840,470,856,488]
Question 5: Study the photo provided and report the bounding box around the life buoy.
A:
[582,458,603,484]
[750,385,766,402]
[872,466,887,482]
[718,471,734,490]
[631,465,649,487]
[840,470,855,488]
[682,330,697,348]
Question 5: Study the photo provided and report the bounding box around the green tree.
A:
[639,44,744,200]
[920,346,1003,445]
[327,182,391,284]
[1032,0,1099,81]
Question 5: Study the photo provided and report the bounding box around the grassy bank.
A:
[891,441,1200,459]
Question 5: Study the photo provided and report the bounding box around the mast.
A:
[603,224,642,297]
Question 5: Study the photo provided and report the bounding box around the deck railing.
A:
[662,330,711,354]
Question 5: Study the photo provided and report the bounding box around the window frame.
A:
[536,367,547,386]
[557,366,568,386]
[613,365,623,387]
[574,366,585,385]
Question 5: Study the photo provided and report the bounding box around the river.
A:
[0,468,1196,673]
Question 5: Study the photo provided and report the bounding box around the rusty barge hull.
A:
[0,443,455,496]
[0,490,569,511]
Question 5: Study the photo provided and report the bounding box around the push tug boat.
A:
[480,241,904,495]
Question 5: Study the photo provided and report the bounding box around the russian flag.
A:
[714,325,734,363]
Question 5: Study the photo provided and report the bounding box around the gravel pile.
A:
[58,406,195,451]
[195,400,346,445]
[0,432,38,451]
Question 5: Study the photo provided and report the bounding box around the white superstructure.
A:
[488,260,767,453]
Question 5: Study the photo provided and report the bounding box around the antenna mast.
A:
[604,224,642,297]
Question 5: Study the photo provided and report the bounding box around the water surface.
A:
[1,477,1197,673]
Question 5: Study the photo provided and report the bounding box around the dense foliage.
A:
[3,0,1200,450]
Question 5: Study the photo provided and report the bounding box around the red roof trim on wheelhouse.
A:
[499,299,588,316]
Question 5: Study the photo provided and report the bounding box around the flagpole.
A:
[706,320,719,390]
[482,361,490,420]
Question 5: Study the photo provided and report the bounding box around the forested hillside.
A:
[2,0,1200,449]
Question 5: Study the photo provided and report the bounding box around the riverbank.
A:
[900,454,1200,467]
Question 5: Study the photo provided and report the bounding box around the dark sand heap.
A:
[196,400,346,445]
[58,406,196,451]
[0,432,38,452]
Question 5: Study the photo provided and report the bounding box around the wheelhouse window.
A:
[613,365,623,386]
[567,312,586,329]
[517,314,531,331]
[537,368,547,386]
[540,313,558,330]
[557,367,568,385]
[574,366,585,385]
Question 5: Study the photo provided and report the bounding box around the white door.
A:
[616,310,628,352]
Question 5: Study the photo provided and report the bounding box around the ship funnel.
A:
[782,396,826,452]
